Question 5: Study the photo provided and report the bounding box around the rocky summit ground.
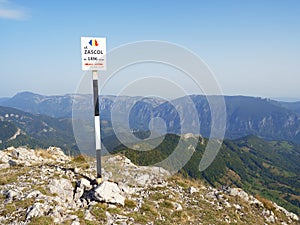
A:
[0,147,299,225]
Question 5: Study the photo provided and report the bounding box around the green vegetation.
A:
[124,199,136,208]
[112,134,300,215]
[0,166,30,185]
[0,106,78,153]
[89,203,107,223]
[28,216,54,225]
[70,154,91,170]
[0,121,18,141]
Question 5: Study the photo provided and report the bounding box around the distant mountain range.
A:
[1,92,74,118]
[1,91,300,144]
[0,92,299,215]
[279,101,300,114]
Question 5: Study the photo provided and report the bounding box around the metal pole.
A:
[92,70,102,184]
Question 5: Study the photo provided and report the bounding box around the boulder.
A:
[78,178,92,191]
[188,186,199,194]
[92,181,125,206]
[4,189,21,201]
[229,188,249,202]
[48,178,74,203]
[135,173,150,186]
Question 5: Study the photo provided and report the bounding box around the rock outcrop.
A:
[0,146,299,224]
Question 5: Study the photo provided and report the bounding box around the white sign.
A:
[81,37,106,71]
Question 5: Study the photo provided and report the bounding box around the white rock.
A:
[172,202,183,211]
[249,197,264,208]
[118,182,135,194]
[286,212,299,221]
[50,205,65,223]
[205,192,217,200]
[188,186,199,194]
[0,163,9,170]
[0,150,10,163]
[48,178,74,203]
[106,211,114,225]
[26,203,50,219]
[4,189,21,201]
[124,157,132,165]
[84,209,96,221]
[74,187,84,202]
[71,220,80,225]
[233,204,242,210]
[223,201,231,208]
[26,190,43,199]
[265,215,276,223]
[229,188,249,202]
[93,181,125,206]
[135,174,150,186]
[78,178,92,191]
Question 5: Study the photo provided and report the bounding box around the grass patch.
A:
[171,210,189,222]
[28,216,54,225]
[0,198,35,221]
[90,203,107,222]
[127,200,159,223]
[124,199,136,208]
[140,201,158,217]
[30,184,54,197]
[149,192,166,201]
[127,212,148,224]
[159,200,174,209]
[72,154,86,163]
[0,167,30,185]
[71,154,90,170]
[107,207,122,214]
[72,210,99,225]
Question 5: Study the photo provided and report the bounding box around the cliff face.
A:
[0,147,299,225]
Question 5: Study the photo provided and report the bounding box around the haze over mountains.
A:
[1,91,300,144]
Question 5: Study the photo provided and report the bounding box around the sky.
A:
[1,0,300,101]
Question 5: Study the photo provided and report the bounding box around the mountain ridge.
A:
[2,91,300,143]
[0,105,77,152]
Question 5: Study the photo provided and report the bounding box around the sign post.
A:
[81,37,106,184]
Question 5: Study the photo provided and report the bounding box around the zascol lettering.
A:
[84,49,103,54]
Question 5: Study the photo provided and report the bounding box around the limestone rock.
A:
[48,178,74,204]
[92,181,125,206]
[229,188,249,202]
[172,202,183,211]
[78,178,92,191]
[26,202,50,220]
[188,186,199,194]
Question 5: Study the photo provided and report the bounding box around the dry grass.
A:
[35,149,55,160]
[124,199,136,208]
[255,195,276,211]
[28,216,54,225]
[0,167,30,185]
[71,154,91,170]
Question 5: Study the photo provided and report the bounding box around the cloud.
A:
[0,0,29,20]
